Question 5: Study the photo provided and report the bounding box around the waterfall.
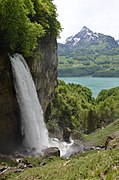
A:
[10,53,49,154]
[10,53,81,157]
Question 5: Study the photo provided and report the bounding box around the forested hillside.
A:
[47,81,119,134]
[58,27,119,77]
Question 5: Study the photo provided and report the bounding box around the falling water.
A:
[10,53,82,157]
[10,53,49,154]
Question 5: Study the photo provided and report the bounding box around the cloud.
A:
[54,0,119,42]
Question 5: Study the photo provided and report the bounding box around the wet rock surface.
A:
[63,127,71,143]
[0,55,21,154]
[43,147,60,158]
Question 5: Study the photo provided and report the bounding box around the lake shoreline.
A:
[58,77,119,98]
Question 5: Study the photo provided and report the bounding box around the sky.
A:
[54,0,119,43]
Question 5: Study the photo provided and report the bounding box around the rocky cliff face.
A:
[0,54,21,153]
[28,37,58,114]
[0,37,58,154]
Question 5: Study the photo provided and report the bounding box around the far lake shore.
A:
[58,77,119,97]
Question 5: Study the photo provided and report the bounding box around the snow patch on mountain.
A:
[66,36,74,42]
[73,38,80,45]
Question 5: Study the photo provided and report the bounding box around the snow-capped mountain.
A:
[65,26,99,46]
[58,26,118,53]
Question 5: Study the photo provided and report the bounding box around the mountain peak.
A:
[65,26,99,46]
[60,26,118,50]
[81,26,89,31]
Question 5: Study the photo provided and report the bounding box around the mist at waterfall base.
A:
[10,54,82,157]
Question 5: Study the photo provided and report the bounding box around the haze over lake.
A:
[59,77,119,98]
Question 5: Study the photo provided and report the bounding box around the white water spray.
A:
[10,54,49,154]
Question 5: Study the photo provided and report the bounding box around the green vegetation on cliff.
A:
[0,0,61,56]
[46,81,119,134]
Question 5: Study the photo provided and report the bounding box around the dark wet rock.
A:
[63,128,71,143]
[0,165,10,175]
[43,147,60,158]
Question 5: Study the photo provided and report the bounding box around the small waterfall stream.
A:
[10,53,81,157]
[10,54,49,154]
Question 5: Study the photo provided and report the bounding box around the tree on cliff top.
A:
[0,0,61,56]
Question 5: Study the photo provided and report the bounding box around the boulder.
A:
[63,127,71,143]
[43,147,60,158]
[105,130,119,149]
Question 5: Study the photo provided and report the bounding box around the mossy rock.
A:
[105,130,119,149]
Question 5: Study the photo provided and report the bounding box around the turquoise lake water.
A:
[59,77,119,98]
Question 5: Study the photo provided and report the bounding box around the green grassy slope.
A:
[6,149,119,180]
[2,119,119,180]
[83,119,119,147]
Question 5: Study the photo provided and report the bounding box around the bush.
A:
[46,80,93,132]
[0,0,61,56]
